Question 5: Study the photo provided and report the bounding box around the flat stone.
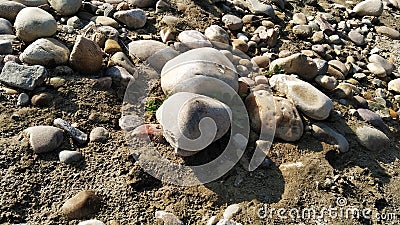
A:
[69,35,103,74]
[0,62,47,90]
[292,25,313,38]
[91,16,120,29]
[269,53,319,80]
[54,118,88,145]
[353,0,383,16]
[367,62,386,77]
[388,78,400,93]
[0,18,13,34]
[49,0,82,16]
[113,9,147,29]
[246,0,275,18]
[20,38,70,66]
[0,1,26,21]
[178,30,212,49]
[376,26,400,39]
[357,108,386,130]
[369,54,394,75]
[22,126,64,153]
[61,190,102,219]
[59,150,84,163]
[128,40,167,60]
[14,7,57,42]
[89,127,109,143]
[356,126,389,151]
[348,30,365,46]
[311,123,349,152]
[222,14,243,31]
[270,74,334,120]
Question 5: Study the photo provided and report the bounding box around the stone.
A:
[50,77,66,88]
[70,36,103,74]
[311,123,349,152]
[106,66,135,87]
[49,0,82,16]
[113,9,147,29]
[375,26,400,39]
[388,78,400,93]
[273,97,304,141]
[78,220,105,225]
[367,63,386,77]
[348,30,365,45]
[61,190,102,219]
[90,127,109,143]
[14,7,57,42]
[17,93,30,106]
[20,38,70,66]
[119,115,142,131]
[178,30,212,49]
[269,53,318,80]
[59,150,84,163]
[0,1,26,21]
[156,92,231,156]
[246,0,275,17]
[328,60,348,78]
[67,16,83,28]
[0,40,12,54]
[357,108,386,130]
[146,47,179,72]
[292,25,313,38]
[0,18,13,34]
[161,47,238,95]
[292,13,307,25]
[355,126,389,151]
[128,124,163,142]
[353,0,383,17]
[270,74,334,120]
[222,14,243,31]
[369,54,394,75]
[22,126,64,153]
[128,40,167,60]
[104,39,122,54]
[0,62,47,90]
[31,92,53,106]
[207,216,219,225]
[110,52,136,75]
[155,211,183,225]
[252,55,270,68]
[223,204,241,220]
[314,59,329,75]
[205,25,230,44]
[13,0,47,6]
[128,0,156,7]
[92,77,112,90]
[54,118,88,145]
[91,16,120,29]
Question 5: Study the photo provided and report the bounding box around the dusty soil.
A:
[1,0,400,224]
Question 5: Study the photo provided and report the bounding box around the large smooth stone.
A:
[20,38,70,66]
[156,92,231,156]
[388,78,400,93]
[177,30,212,49]
[375,26,400,39]
[246,0,275,17]
[49,0,82,16]
[353,0,383,16]
[13,0,47,6]
[14,7,57,42]
[0,1,26,21]
[0,61,47,90]
[269,74,333,120]
[69,35,103,74]
[0,18,13,34]
[355,126,389,151]
[22,126,64,153]
[61,190,102,219]
[269,53,318,80]
[161,47,238,95]
[205,25,230,44]
[368,54,394,75]
[273,97,304,141]
[113,9,147,29]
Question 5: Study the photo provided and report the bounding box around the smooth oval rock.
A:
[61,190,102,219]
[0,18,13,34]
[22,126,64,153]
[273,96,304,141]
[222,14,243,31]
[14,7,57,42]
[355,126,389,151]
[0,1,26,21]
[178,30,212,49]
[31,92,53,106]
[113,9,147,29]
[369,54,394,75]
[91,16,120,29]
[353,0,383,17]
[20,38,70,66]
[49,0,82,16]
[205,25,230,44]
[89,127,109,143]
[69,35,103,74]
[348,30,365,46]
[315,75,338,90]
[357,108,386,130]
[223,204,241,220]
[128,0,156,7]
[375,26,400,39]
[388,78,400,94]
[156,92,231,156]
[270,74,334,120]
[367,63,386,77]
[78,220,105,225]
[269,53,318,80]
[59,150,84,163]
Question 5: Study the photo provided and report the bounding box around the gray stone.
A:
[17,93,29,106]
[67,16,83,28]
[14,7,57,42]
[110,52,136,75]
[388,78,400,93]
[270,74,334,120]
[13,0,47,6]
[22,126,64,153]
[155,211,183,225]
[311,123,349,152]
[54,118,88,145]
[61,190,101,219]
[0,40,12,54]
[356,126,389,151]
[0,62,47,90]
[20,38,70,66]
[69,35,103,74]
[292,25,312,38]
[106,66,135,87]
[119,115,142,131]
[128,40,167,60]
[49,0,82,16]
[178,30,212,49]
[353,0,383,16]
[59,150,84,163]
[246,0,275,17]
[367,62,386,77]
[376,26,400,39]
[222,14,243,31]
[91,16,119,29]
[128,0,156,7]
[0,1,26,21]
[205,25,230,44]
[89,127,109,143]
[313,58,328,75]
[292,13,307,25]
[113,9,147,29]
[369,54,394,75]
[0,18,13,34]
[156,92,231,156]
[357,108,386,130]
[269,53,319,80]
[348,30,365,46]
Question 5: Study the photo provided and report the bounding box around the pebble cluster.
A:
[1,0,400,223]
